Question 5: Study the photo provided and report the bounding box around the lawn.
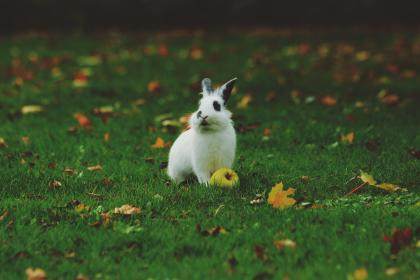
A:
[0,29,419,279]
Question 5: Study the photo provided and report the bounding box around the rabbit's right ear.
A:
[201,78,213,95]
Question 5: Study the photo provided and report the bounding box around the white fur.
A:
[167,78,237,185]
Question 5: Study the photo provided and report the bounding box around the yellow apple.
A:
[210,168,239,188]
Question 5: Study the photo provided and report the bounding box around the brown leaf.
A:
[263,128,272,137]
[237,94,252,109]
[21,136,30,145]
[104,132,110,142]
[341,132,355,144]
[383,227,412,254]
[254,245,267,261]
[63,167,76,175]
[114,204,141,215]
[0,210,9,222]
[196,224,227,236]
[190,47,203,60]
[408,148,420,159]
[25,267,46,280]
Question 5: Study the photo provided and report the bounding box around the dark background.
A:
[1,0,420,32]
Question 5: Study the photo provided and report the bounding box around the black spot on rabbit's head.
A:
[213,101,221,111]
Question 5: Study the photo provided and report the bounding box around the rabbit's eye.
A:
[213,101,221,111]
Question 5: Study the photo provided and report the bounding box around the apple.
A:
[210,168,239,188]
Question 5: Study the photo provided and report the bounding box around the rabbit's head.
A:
[190,78,237,133]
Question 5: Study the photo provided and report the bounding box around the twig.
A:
[345,182,367,196]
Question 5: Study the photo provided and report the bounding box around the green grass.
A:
[0,29,419,279]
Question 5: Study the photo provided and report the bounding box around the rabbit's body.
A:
[167,78,237,185]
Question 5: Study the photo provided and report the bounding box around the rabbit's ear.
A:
[201,78,213,95]
[219,78,237,103]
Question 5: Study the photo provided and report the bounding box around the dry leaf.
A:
[114,204,141,215]
[273,239,296,250]
[73,71,89,88]
[21,136,30,145]
[355,51,369,61]
[267,182,296,209]
[21,105,43,114]
[87,165,102,171]
[237,94,252,109]
[350,268,368,280]
[0,137,7,148]
[320,95,337,106]
[49,180,62,189]
[25,267,46,280]
[263,128,272,137]
[376,183,404,193]
[74,113,92,128]
[190,47,203,60]
[104,132,110,142]
[0,210,9,222]
[151,137,170,148]
[341,132,355,144]
[158,44,169,56]
[147,81,161,93]
[359,170,406,193]
[385,267,399,276]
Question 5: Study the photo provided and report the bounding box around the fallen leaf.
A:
[408,148,420,159]
[237,94,252,109]
[349,268,368,280]
[355,50,370,61]
[320,95,337,106]
[267,182,296,209]
[104,132,110,142]
[196,224,227,236]
[158,44,169,56]
[250,193,265,205]
[376,183,404,193]
[341,132,355,144]
[0,210,9,222]
[359,171,377,186]
[148,81,161,93]
[25,267,46,280]
[263,128,272,137]
[87,165,102,171]
[151,137,170,148]
[92,106,114,123]
[383,228,412,254]
[385,267,399,276]
[114,204,141,215]
[49,180,62,189]
[21,136,30,145]
[273,239,296,250]
[21,105,43,114]
[63,167,76,175]
[377,89,399,106]
[75,203,89,213]
[254,245,267,261]
[133,98,146,106]
[74,113,92,128]
[0,137,7,148]
[190,47,203,60]
[73,71,89,88]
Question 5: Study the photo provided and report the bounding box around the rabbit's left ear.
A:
[219,78,237,103]
[201,78,213,95]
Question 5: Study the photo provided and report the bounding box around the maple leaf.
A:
[267,182,296,209]
[320,95,337,106]
[25,267,46,280]
[21,105,43,114]
[114,204,141,215]
[341,132,355,144]
[74,113,92,129]
[151,137,170,148]
[376,183,404,192]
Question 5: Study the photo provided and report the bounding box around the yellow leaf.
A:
[114,204,141,215]
[350,268,368,280]
[359,171,377,186]
[385,267,399,276]
[341,132,355,144]
[25,267,46,280]
[21,105,43,114]
[267,182,296,209]
[237,94,252,109]
[0,137,7,148]
[376,183,402,193]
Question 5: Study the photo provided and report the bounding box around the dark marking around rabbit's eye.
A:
[213,101,221,111]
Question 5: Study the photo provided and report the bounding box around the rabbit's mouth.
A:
[200,119,209,126]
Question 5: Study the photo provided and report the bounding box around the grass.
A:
[0,28,419,279]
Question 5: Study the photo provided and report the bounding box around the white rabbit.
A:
[167,77,237,185]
